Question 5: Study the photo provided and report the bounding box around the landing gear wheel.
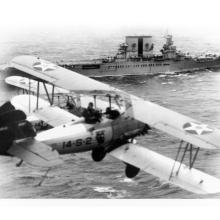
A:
[91,148,106,162]
[125,163,140,178]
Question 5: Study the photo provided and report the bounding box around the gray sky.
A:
[0,0,220,41]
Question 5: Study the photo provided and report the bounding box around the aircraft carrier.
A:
[59,35,220,77]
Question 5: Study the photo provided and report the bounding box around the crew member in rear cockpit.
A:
[82,102,101,124]
[105,107,120,119]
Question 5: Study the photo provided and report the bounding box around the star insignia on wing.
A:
[183,122,213,135]
[33,60,57,72]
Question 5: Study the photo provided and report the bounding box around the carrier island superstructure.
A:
[59,35,220,77]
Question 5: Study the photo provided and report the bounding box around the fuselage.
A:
[35,115,146,154]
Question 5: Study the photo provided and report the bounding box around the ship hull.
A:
[62,59,220,77]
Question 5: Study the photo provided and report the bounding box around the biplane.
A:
[1,55,220,194]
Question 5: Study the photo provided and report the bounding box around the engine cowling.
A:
[0,101,36,155]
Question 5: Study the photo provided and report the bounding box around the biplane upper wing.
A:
[126,98,220,149]
[10,55,120,94]
[9,55,220,150]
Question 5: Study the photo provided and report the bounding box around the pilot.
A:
[82,102,101,124]
[66,100,75,110]
[105,107,120,119]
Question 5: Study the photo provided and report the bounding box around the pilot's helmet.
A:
[106,107,111,113]
[88,102,94,109]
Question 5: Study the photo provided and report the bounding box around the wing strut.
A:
[29,78,31,113]
[169,140,200,180]
[107,94,112,109]
[94,95,97,109]
[36,80,40,109]
[43,82,55,106]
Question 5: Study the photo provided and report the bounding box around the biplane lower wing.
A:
[8,138,63,168]
[11,95,80,127]
[110,143,220,194]
[6,75,123,113]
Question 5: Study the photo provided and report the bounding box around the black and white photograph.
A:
[1,0,220,210]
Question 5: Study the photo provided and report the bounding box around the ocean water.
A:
[1,29,220,198]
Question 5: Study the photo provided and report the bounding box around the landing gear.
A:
[91,148,106,162]
[125,163,140,178]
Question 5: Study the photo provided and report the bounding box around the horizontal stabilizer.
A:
[110,144,220,194]
[11,95,80,127]
[5,76,69,94]
[33,106,80,127]
[7,138,63,168]
[11,94,50,115]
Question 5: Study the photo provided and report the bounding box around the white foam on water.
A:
[93,186,128,198]
[161,81,174,85]
[121,178,134,183]
[158,74,166,78]
[93,186,116,193]
[140,80,146,84]
[119,178,137,184]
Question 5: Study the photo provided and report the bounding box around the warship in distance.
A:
[59,35,220,77]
